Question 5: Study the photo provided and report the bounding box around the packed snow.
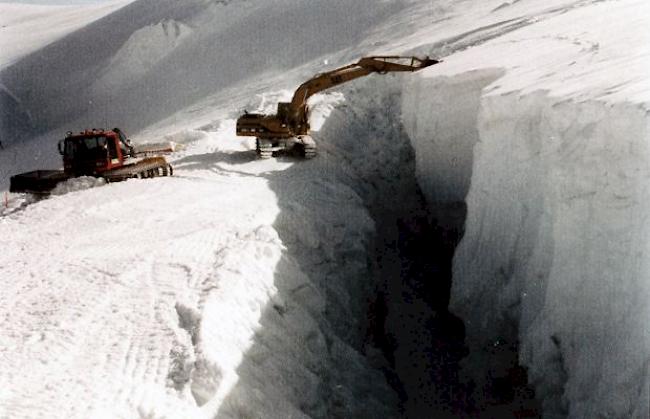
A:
[1,0,649,418]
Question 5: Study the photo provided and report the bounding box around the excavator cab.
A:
[276,102,291,123]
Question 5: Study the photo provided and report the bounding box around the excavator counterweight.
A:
[236,55,440,159]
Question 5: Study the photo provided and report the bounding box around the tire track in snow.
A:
[0,259,133,418]
[0,176,252,417]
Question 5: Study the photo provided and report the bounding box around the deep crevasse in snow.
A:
[402,0,650,416]
[460,94,650,418]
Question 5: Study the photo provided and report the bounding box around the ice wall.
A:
[401,68,503,230]
[402,0,650,416]
[457,91,650,418]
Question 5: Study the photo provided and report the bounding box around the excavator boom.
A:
[289,56,439,115]
[236,55,440,158]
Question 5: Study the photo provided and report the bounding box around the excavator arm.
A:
[288,56,440,119]
[236,55,440,158]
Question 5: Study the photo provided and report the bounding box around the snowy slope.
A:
[0,0,404,147]
[0,1,133,69]
[0,120,399,418]
[0,0,134,158]
[0,2,414,417]
[1,0,649,418]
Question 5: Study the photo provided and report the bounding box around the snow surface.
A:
[0,1,133,69]
[1,0,649,417]
[0,120,398,418]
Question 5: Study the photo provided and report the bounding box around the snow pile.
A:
[403,0,650,416]
[50,176,106,195]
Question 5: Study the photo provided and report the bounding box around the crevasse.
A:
[404,68,650,417]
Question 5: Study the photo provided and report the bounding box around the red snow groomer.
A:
[10,128,174,194]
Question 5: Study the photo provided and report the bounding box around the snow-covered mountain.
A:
[1,0,648,418]
[0,0,131,69]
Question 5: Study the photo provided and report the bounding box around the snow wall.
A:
[400,1,650,416]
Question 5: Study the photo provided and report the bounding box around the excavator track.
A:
[299,135,316,159]
[256,138,274,159]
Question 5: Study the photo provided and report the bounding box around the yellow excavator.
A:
[236,56,440,158]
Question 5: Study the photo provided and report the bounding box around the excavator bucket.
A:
[416,57,442,68]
